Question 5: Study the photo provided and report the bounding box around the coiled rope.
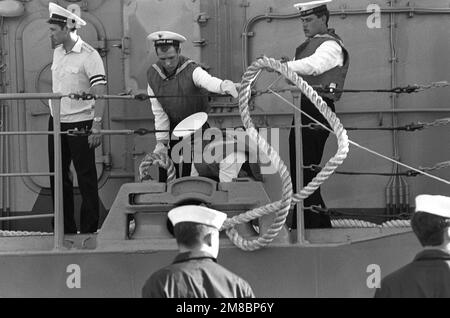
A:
[331,219,411,228]
[0,230,52,237]
[139,152,176,182]
[221,56,349,250]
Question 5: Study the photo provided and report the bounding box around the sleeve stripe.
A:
[90,74,105,81]
[89,75,106,84]
[90,78,107,86]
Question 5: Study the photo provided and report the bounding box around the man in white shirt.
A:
[47,3,107,233]
[146,31,239,181]
[288,0,349,228]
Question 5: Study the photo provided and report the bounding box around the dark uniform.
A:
[147,56,210,180]
[375,249,450,298]
[289,29,349,228]
[142,251,255,298]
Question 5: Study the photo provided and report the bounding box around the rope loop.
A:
[139,152,176,182]
[223,56,349,250]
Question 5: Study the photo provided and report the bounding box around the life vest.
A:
[295,29,350,101]
[147,56,210,129]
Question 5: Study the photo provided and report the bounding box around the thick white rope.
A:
[331,219,410,228]
[222,56,349,250]
[0,230,52,237]
[139,152,176,182]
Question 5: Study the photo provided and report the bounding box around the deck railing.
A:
[0,93,64,250]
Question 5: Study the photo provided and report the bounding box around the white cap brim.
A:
[49,2,86,27]
[147,31,187,43]
[168,205,227,230]
[415,194,450,218]
[294,0,332,11]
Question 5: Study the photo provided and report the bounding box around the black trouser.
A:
[48,117,99,234]
[289,96,334,229]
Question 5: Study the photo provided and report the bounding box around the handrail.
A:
[0,93,64,100]
[0,172,54,177]
[0,214,53,221]
[51,101,64,250]
[0,94,64,250]
[1,89,446,249]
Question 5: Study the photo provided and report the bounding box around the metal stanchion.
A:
[292,91,307,244]
[52,100,64,250]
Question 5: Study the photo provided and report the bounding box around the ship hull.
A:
[0,231,419,298]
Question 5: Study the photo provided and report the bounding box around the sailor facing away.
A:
[375,195,450,298]
[142,205,255,298]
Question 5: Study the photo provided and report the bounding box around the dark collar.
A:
[173,251,217,264]
[414,249,450,262]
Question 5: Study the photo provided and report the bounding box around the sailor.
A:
[47,2,107,233]
[287,0,350,228]
[146,31,239,181]
[142,205,255,298]
[375,195,450,298]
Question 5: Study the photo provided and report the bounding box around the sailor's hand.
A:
[88,122,102,148]
[221,80,238,98]
[153,141,168,156]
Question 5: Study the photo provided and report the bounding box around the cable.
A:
[269,89,450,185]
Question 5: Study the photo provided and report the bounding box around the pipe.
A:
[109,108,450,124]
[242,6,450,70]
[386,0,400,215]
[52,103,63,250]
[0,103,4,229]
[336,108,450,114]
[0,92,64,100]
[0,131,64,135]
[0,172,54,177]
[0,15,8,229]
[0,214,53,222]
[4,97,9,228]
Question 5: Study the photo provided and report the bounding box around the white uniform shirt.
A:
[148,66,225,142]
[286,35,344,76]
[50,37,107,123]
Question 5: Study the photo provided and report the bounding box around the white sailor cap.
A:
[294,0,332,17]
[415,194,450,218]
[48,2,86,29]
[168,205,227,230]
[147,31,187,47]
